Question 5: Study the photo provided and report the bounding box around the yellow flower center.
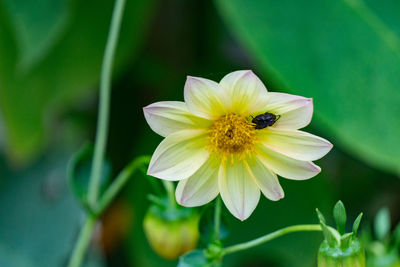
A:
[208,113,257,161]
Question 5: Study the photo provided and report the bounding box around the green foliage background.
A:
[0,0,399,266]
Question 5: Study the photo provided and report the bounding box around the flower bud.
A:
[143,204,200,260]
[317,201,366,267]
[318,239,366,267]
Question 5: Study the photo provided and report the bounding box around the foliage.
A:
[0,0,156,163]
[363,208,400,267]
[0,152,103,267]
[215,0,400,174]
[0,0,399,267]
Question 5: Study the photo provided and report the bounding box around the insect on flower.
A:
[144,70,333,220]
[251,112,281,129]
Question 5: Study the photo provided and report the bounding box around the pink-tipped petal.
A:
[218,160,260,221]
[175,159,219,207]
[143,101,212,137]
[258,128,333,161]
[245,157,284,201]
[256,144,321,180]
[267,92,313,129]
[148,129,209,181]
[219,70,269,115]
[184,76,230,119]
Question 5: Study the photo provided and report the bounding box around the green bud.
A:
[317,201,366,267]
[143,204,200,260]
[318,239,366,267]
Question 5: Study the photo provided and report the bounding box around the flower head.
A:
[144,70,332,220]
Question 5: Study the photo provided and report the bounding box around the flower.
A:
[144,70,332,220]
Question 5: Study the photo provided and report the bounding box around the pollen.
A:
[208,113,257,162]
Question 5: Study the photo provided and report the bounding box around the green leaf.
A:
[316,208,326,224]
[2,0,69,70]
[0,151,104,267]
[352,212,363,236]
[333,201,347,234]
[67,143,112,211]
[0,0,157,163]
[0,243,36,267]
[320,221,341,247]
[178,250,222,267]
[215,0,400,174]
[374,207,391,240]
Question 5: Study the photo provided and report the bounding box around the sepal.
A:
[316,201,365,267]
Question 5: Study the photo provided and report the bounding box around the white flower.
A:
[144,70,332,220]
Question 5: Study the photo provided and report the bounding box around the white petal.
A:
[148,129,209,181]
[245,157,284,201]
[175,158,219,207]
[256,144,321,180]
[218,160,260,221]
[143,101,212,137]
[184,76,230,119]
[267,92,313,129]
[258,128,333,161]
[219,70,269,115]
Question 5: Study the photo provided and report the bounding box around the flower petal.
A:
[148,129,209,181]
[267,92,313,129]
[219,70,269,115]
[184,76,230,119]
[143,101,212,137]
[175,158,219,207]
[256,144,321,180]
[218,160,260,221]
[245,157,284,201]
[258,128,333,161]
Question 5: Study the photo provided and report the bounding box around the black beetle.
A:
[251,112,280,129]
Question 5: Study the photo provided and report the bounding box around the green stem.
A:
[222,224,322,256]
[68,0,126,266]
[88,0,126,208]
[162,180,177,209]
[214,197,221,240]
[96,155,151,215]
[69,156,150,267]
[67,216,96,267]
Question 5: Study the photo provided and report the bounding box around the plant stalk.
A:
[214,197,221,240]
[222,224,322,256]
[88,0,126,208]
[67,216,96,267]
[162,180,177,209]
[96,155,151,215]
[68,0,126,266]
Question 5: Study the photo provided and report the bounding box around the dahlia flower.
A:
[144,70,332,220]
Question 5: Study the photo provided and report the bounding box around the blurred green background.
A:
[0,0,399,266]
